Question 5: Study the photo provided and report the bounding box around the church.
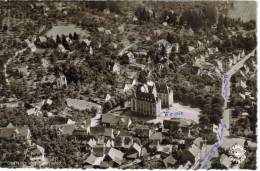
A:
[131,82,173,117]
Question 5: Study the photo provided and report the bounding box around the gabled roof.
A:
[188,144,200,157]
[85,154,104,166]
[0,126,30,139]
[101,114,120,125]
[220,154,231,168]
[108,148,124,165]
[6,123,15,128]
[89,127,105,136]
[104,128,113,137]
[155,83,169,94]
[60,124,76,135]
[89,127,114,138]
[135,91,156,102]
[0,128,16,138]
[149,132,163,140]
[163,155,176,167]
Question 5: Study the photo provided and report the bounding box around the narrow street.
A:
[194,48,256,169]
[222,48,255,136]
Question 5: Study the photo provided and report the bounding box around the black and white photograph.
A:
[0,0,257,169]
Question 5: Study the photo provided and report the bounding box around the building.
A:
[131,83,173,117]
[155,83,173,108]
[0,124,31,145]
[28,145,45,166]
[131,86,161,117]
[56,74,67,89]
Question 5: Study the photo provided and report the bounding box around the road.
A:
[3,48,27,86]
[226,49,256,76]
[193,48,256,169]
[222,48,255,136]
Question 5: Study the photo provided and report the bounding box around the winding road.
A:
[3,48,28,86]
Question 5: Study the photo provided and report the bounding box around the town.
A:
[0,1,257,169]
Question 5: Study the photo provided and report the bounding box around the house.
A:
[26,108,42,116]
[172,43,180,53]
[188,46,195,52]
[56,74,67,89]
[105,29,112,35]
[105,94,111,102]
[16,65,30,77]
[82,38,91,46]
[51,119,77,136]
[41,74,56,85]
[157,39,172,57]
[115,130,133,148]
[58,44,67,53]
[98,27,105,32]
[121,51,136,64]
[28,145,45,166]
[181,143,201,164]
[46,99,53,105]
[157,144,173,155]
[163,155,176,168]
[107,148,124,165]
[163,118,191,133]
[91,144,110,157]
[126,142,149,159]
[131,85,161,117]
[149,131,163,147]
[112,62,120,75]
[87,137,97,148]
[85,153,105,166]
[237,80,247,89]
[25,39,37,52]
[89,127,115,140]
[52,124,76,136]
[135,127,153,138]
[101,114,121,127]
[219,154,231,169]
[123,84,132,93]
[0,124,31,145]
[155,83,173,108]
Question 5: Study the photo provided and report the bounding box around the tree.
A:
[138,71,147,83]
[212,95,224,106]
[199,114,209,126]
[90,107,97,116]
[194,95,205,108]
[103,101,112,113]
[209,114,221,125]
[69,33,73,40]
[56,35,61,44]
[134,7,150,23]
[73,32,79,40]
[2,24,8,32]
[204,6,217,27]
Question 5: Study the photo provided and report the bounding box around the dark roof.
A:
[101,114,120,125]
[89,127,114,137]
[135,91,156,102]
[90,127,105,136]
[155,83,169,94]
[0,128,16,138]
